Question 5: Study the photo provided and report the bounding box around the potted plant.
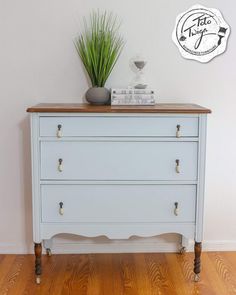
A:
[74,11,124,105]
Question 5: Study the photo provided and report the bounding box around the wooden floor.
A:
[0,252,236,295]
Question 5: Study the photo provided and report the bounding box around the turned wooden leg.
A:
[34,243,42,284]
[194,242,202,282]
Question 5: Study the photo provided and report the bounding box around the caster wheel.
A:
[194,274,200,282]
[36,276,41,284]
[46,248,52,256]
[179,247,186,254]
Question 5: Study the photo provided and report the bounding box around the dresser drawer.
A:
[39,116,199,137]
[41,184,196,223]
[40,141,198,181]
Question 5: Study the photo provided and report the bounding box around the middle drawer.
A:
[40,141,198,181]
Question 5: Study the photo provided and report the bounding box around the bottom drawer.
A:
[41,185,196,223]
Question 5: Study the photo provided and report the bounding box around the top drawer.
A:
[39,116,199,138]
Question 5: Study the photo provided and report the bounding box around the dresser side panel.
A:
[30,113,41,243]
[195,114,207,242]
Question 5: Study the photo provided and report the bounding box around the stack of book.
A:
[111,89,156,105]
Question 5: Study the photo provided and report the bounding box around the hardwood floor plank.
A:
[0,255,25,295]
[0,256,16,287]
[59,255,84,295]
[119,253,139,295]
[86,254,102,295]
[7,255,34,295]
[166,253,193,295]
[55,255,75,295]
[112,254,124,295]
[208,252,236,295]
[133,253,151,295]
[1,252,236,295]
[97,253,114,294]
[223,252,236,273]
[0,256,5,265]
[145,253,177,295]
[49,254,71,295]
[200,253,228,295]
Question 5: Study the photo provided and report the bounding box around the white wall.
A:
[0,0,235,253]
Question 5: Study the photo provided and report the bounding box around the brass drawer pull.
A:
[176,159,180,173]
[176,125,181,138]
[59,202,64,215]
[57,124,62,138]
[58,158,63,172]
[174,202,179,216]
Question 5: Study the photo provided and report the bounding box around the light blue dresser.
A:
[27,103,211,284]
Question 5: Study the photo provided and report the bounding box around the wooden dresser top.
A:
[27,103,211,114]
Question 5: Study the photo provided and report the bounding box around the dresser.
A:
[27,103,211,284]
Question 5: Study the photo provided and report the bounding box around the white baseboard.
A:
[202,240,236,252]
[0,243,32,254]
[1,240,236,254]
[0,239,179,254]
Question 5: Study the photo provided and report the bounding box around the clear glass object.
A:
[131,58,147,89]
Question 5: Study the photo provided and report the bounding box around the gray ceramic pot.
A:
[85,87,110,105]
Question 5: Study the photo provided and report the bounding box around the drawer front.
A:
[40,141,198,181]
[39,116,199,137]
[41,184,196,223]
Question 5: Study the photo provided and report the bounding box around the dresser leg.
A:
[194,242,202,282]
[43,239,53,257]
[34,243,42,284]
[179,236,189,254]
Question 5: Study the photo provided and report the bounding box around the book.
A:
[111,88,156,105]
[112,89,154,95]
